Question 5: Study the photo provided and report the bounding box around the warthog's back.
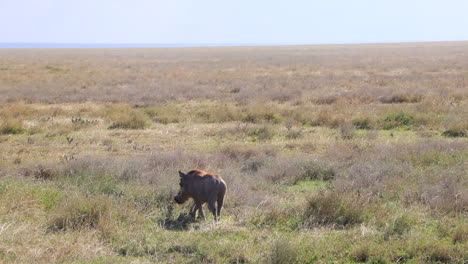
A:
[187,169,226,198]
[187,169,223,181]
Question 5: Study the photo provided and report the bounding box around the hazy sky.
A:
[1,0,468,44]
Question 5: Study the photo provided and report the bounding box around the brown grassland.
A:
[0,42,467,263]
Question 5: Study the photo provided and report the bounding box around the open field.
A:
[0,42,467,263]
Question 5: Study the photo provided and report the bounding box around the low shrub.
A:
[349,243,388,263]
[310,111,331,127]
[0,117,24,134]
[425,243,453,263]
[103,105,148,129]
[304,191,365,227]
[248,126,275,141]
[452,225,468,244]
[242,112,282,124]
[142,106,181,124]
[47,197,110,231]
[298,162,335,182]
[350,245,371,263]
[442,129,466,138]
[219,144,276,161]
[442,122,467,138]
[383,214,414,239]
[267,239,299,264]
[313,95,338,105]
[309,111,343,128]
[108,112,147,129]
[381,112,413,129]
[379,93,423,104]
[352,117,372,129]
[339,122,355,140]
[285,128,303,139]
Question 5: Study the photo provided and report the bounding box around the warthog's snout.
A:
[174,195,183,204]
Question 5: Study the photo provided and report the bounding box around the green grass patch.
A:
[40,188,63,211]
[288,180,328,193]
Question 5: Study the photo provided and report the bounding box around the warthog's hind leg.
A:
[207,200,218,221]
[217,194,224,221]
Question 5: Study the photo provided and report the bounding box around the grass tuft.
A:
[47,197,110,232]
[0,117,24,134]
[352,117,372,129]
[104,105,148,129]
[304,191,365,227]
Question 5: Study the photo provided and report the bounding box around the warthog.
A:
[174,169,227,221]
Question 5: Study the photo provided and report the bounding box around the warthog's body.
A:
[174,169,227,221]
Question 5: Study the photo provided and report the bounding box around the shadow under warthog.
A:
[158,204,199,230]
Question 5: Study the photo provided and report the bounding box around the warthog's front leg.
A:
[196,201,205,220]
[189,203,197,218]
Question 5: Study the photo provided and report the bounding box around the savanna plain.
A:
[0,42,467,263]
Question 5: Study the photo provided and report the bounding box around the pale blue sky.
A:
[1,0,468,45]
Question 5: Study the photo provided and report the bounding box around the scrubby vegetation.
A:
[0,42,467,263]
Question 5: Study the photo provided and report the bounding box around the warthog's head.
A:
[174,171,190,204]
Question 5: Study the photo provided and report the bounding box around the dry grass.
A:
[0,42,467,263]
[1,42,467,105]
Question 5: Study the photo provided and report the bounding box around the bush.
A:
[219,144,276,161]
[350,245,370,262]
[383,214,413,239]
[285,128,303,139]
[299,162,335,182]
[47,197,110,231]
[108,112,147,129]
[242,112,282,124]
[310,111,331,127]
[58,159,123,195]
[381,112,413,129]
[0,117,24,134]
[452,225,467,244]
[304,191,365,227]
[349,244,388,263]
[442,122,467,138]
[426,243,453,263]
[352,118,372,129]
[380,93,423,104]
[314,95,338,105]
[267,239,298,264]
[309,111,343,128]
[142,106,181,124]
[339,122,355,140]
[104,105,148,129]
[248,126,275,140]
[442,129,466,138]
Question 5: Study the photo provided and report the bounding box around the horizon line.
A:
[1,40,467,49]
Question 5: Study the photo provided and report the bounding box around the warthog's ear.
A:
[178,171,186,178]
